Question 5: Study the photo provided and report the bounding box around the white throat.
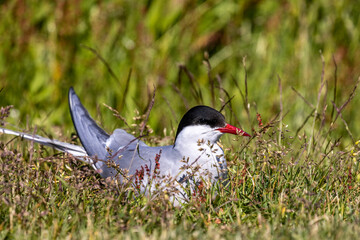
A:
[173,125,227,183]
[174,125,224,161]
[174,125,223,147]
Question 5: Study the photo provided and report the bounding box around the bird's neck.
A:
[173,126,223,162]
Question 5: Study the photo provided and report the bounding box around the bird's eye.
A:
[198,118,207,124]
[196,118,220,128]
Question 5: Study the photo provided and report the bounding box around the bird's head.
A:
[174,106,250,147]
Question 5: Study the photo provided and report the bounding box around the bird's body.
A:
[100,127,228,188]
[1,88,250,201]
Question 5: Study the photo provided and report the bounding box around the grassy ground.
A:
[1,0,360,239]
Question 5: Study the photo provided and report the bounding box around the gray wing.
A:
[0,127,87,157]
[98,129,148,177]
[68,87,109,160]
[106,129,146,150]
[101,137,180,180]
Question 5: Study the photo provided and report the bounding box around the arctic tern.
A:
[1,87,250,201]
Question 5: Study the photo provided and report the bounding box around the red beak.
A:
[216,124,251,137]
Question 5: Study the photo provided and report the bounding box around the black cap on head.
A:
[174,105,226,141]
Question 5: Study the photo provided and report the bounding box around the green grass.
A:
[1,0,360,239]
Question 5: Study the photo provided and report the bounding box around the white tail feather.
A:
[0,127,98,169]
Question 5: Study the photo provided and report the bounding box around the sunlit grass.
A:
[1,0,360,238]
[1,91,360,238]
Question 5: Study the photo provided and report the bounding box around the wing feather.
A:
[68,87,109,160]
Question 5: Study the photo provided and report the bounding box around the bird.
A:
[1,87,250,202]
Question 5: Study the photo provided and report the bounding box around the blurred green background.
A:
[0,0,359,144]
